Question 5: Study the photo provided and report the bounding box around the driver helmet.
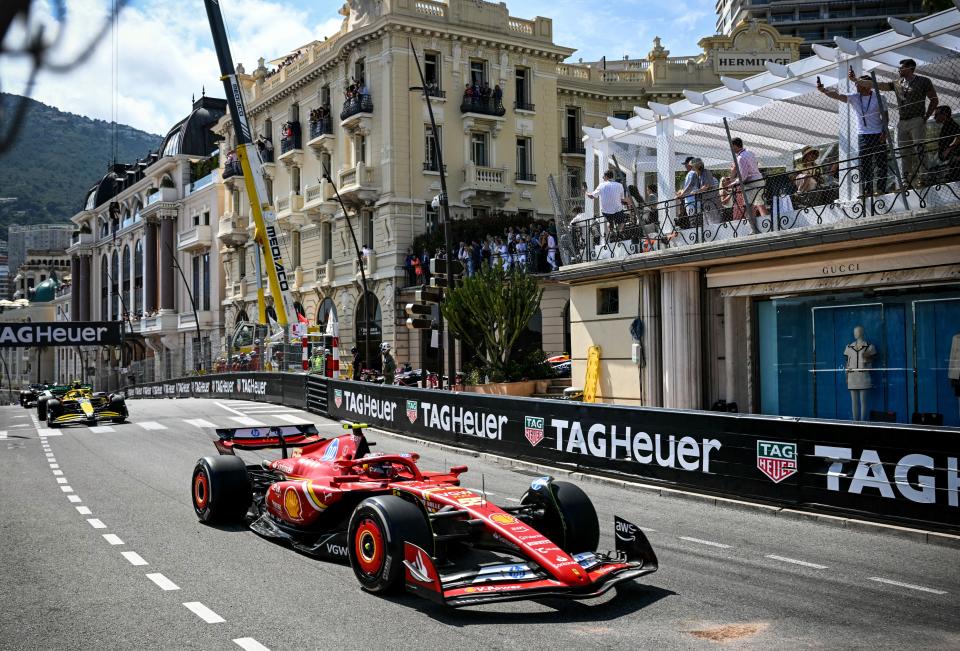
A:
[364,461,397,480]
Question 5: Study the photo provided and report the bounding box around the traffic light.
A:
[405,303,433,330]
[416,287,444,304]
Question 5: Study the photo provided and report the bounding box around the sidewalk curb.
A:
[371,427,960,550]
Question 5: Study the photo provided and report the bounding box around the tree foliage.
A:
[441,263,543,382]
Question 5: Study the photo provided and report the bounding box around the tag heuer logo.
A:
[406,400,418,423]
[334,389,342,408]
[524,416,544,447]
[757,440,797,483]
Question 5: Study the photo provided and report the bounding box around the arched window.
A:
[111,249,120,320]
[122,244,131,318]
[134,240,144,315]
[133,201,142,223]
[316,297,336,326]
[99,217,109,239]
[355,292,382,371]
[100,254,109,320]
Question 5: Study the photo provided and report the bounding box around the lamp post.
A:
[410,40,456,389]
[320,165,371,376]
[164,242,205,373]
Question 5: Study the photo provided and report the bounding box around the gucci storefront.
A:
[708,236,960,426]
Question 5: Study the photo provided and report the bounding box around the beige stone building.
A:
[214,1,800,372]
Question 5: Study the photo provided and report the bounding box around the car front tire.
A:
[347,495,431,594]
[521,480,600,554]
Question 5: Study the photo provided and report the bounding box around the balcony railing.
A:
[562,139,960,266]
[514,101,535,112]
[341,95,374,121]
[460,97,506,117]
[515,171,537,183]
[561,137,586,155]
[223,160,242,179]
[309,117,333,139]
[425,87,446,99]
[280,122,302,154]
[423,161,447,173]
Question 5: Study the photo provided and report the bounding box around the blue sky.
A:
[3,0,721,134]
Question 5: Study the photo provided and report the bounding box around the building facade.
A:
[212,0,800,373]
[716,0,924,54]
[63,96,228,389]
[7,224,74,298]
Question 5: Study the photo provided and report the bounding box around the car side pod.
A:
[614,515,659,572]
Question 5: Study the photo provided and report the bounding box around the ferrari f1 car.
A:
[45,385,128,427]
[191,422,658,607]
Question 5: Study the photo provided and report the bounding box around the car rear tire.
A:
[44,399,61,427]
[347,495,431,594]
[110,396,127,423]
[521,480,599,554]
[191,456,251,524]
[37,398,49,422]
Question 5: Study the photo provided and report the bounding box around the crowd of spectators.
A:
[403,222,559,286]
[266,50,304,78]
[462,81,503,110]
[345,77,369,101]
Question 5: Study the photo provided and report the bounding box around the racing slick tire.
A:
[348,495,431,594]
[45,399,62,427]
[109,396,127,423]
[521,481,600,555]
[37,397,48,422]
[192,456,251,524]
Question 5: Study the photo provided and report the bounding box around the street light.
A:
[410,40,456,389]
[164,242,205,373]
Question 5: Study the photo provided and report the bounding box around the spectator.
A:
[794,146,823,194]
[546,230,558,271]
[404,247,418,286]
[720,163,746,222]
[677,156,699,225]
[351,347,362,381]
[493,84,503,107]
[692,158,721,225]
[869,59,938,187]
[586,170,628,240]
[933,105,960,183]
[730,137,770,224]
[818,71,888,197]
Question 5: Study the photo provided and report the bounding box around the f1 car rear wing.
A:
[214,423,325,458]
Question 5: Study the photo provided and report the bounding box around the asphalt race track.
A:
[0,398,957,650]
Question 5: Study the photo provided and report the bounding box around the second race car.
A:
[46,383,128,427]
[192,422,658,607]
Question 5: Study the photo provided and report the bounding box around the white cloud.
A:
[1,0,343,135]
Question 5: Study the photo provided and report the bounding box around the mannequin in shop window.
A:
[844,325,877,421]
[949,331,960,418]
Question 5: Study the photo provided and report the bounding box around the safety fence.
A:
[123,374,958,534]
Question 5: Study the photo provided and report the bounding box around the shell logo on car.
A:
[490,513,518,525]
[284,488,303,521]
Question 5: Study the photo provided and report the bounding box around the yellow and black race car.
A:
[46,385,128,428]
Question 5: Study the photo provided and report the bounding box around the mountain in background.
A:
[0,93,162,239]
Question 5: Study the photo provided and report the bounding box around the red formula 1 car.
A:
[191,422,658,607]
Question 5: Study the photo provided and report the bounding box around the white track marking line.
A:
[76,506,92,515]
[766,554,828,569]
[679,536,732,549]
[869,577,947,595]
[67,495,81,503]
[0,431,6,439]
[121,551,148,566]
[146,573,180,591]
[86,518,106,529]
[60,486,73,493]
[37,429,61,436]
[56,478,68,484]
[233,638,271,651]
[12,415,28,418]
[228,416,266,427]
[102,534,124,545]
[9,423,30,428]
[183,418,216,428]
[88,426,115,434]
[214,402,247,417]
[183,602,225,624]
[52,470,62,475]
[502,496,521,502]
[136,421,167,430]
[273,414,311,424]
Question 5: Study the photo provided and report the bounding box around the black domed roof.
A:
[86,164,127,210]
[160,96,227,158]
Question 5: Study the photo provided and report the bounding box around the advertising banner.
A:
[0,322,123,347]
[325,380,959,534]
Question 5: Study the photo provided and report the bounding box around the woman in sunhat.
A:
[794,145,823,194]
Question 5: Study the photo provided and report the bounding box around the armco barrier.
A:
[325,380,959,534]
[122,373,959,534]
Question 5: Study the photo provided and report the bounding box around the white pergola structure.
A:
[582,3,960,223]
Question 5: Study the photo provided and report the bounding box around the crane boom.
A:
[203,0,295,329]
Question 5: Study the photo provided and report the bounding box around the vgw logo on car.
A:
[524,416,544,447]
[757,440,797,483]
[407,400,418,423]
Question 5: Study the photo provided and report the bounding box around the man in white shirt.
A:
[586,170,628,240]
[730,138,769,219]
[818,72,888,196]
